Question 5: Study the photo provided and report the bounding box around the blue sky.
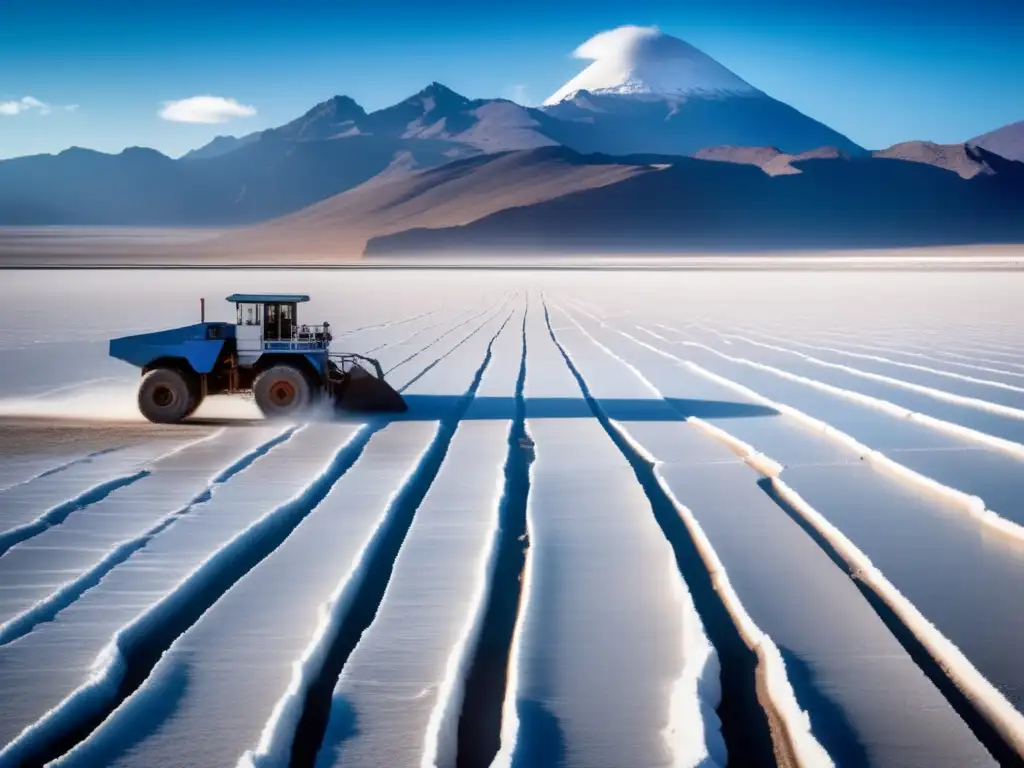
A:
[1,0,1022,159]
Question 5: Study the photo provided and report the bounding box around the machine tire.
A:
[183,377,204,418]
[138,368,195,424]
[254,364,312,419]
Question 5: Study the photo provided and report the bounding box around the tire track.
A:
[454,301,532,768]
[279,311,513,768]
[0,426,299,647]
[540,299,780,768]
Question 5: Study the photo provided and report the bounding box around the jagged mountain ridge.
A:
[184,83,560,161]
[184,28,866,163]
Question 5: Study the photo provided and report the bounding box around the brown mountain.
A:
[692,146,848,176]
[213,146,659,258]
[971,120,1024,162]
[361,147,1024,255]
[871,141,998,179]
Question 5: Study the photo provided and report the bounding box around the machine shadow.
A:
[367,395,777,423]
[186,396,778,426]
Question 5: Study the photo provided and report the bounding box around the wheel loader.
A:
[109,294,407,423]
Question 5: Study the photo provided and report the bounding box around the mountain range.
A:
[361,145,1024,255]
[0,26,1021,256]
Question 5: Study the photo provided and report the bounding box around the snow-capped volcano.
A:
[538,25,863,156]
[545,26,759,105]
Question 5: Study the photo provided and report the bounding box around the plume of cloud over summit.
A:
[159,95,257,124]
[572,25,663,61]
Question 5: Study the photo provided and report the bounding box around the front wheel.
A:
[254,365,312,419]
[138,368,195,424]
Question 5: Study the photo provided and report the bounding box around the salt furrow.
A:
[397,312,515,399]
[362,305,488,354]
[0,446,124,494]
[565,307,1019,765]
[749,331,1024,383]
[492,304,729,768]
[335,307,440,338]
[610,326,1024,761]
[0,433,219,557]
[252,307,515,768]
[0,425,362,767]
[558,307,1007,766]
[311,422,509,768]
[558,306,855,471]
[769,479,1024,763]
[381,293,515,376]
[649,455,995,768]
[622,309,1024,460]
[667,326,1024,421]
[456,301,531,768]
[827,333,1024,364]
[0,425,295,644]
[548,305,819,766]
[939,349,1024,370]
[0,437,196,529]
[813,332,1024,368]
[713,331,1024,408]
[769,460,1024,717]
[52,422,439,768]
[596,305,1024,462]
[629,327,1024,539]
[49,305,518,768]
[348,304,481,357]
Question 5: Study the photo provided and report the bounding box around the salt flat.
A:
[0,267,1022,767]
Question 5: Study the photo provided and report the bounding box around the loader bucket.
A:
[334,364,408,413]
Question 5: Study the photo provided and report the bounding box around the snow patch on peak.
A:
[545,25,759,106]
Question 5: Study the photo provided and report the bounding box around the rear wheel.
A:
[138,368,195,424]
[254,364,312,419]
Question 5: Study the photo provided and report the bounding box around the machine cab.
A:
[226,293,331,366]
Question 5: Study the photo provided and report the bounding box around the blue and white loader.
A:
[109,294,407,423]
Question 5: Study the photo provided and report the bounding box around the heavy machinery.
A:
[109,294,407,423]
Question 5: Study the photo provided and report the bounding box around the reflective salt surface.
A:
[0,267,1021,767]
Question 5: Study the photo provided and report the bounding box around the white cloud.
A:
[159,95,257,124]
[572,25,661,61]
[0,96,54,116]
